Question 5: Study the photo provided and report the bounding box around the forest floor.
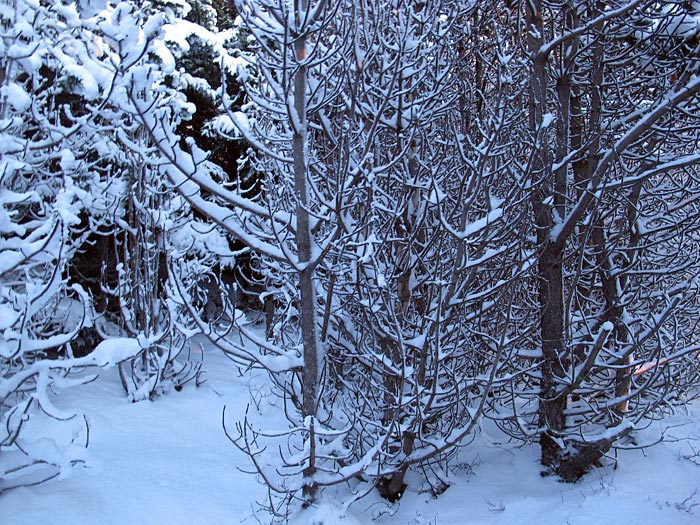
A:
[3,338,700,525]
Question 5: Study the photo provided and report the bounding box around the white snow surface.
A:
[3,343,699,525]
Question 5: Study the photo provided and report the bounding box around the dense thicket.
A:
[0,0,232,491]
[2,0,700,515]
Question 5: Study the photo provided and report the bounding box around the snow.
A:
[601,321,614,332]
[59,149,76,172]
[3,343,699,525]
[162,18,249,75]
[62,64,100,100]
[290,501,363,525]
[541,112,554,129]
[2,83,32,112]
[89,338,144,367]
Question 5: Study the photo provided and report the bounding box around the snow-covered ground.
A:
[3,345,699,525]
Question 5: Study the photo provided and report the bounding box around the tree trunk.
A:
[526,0,568,473]
[292,2,320,504]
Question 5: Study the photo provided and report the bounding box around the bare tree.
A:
[121,0,521,510]
[0,0,157,491]
[318,1,538,501]
[518,0,700,480]
[120,0,700,511]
